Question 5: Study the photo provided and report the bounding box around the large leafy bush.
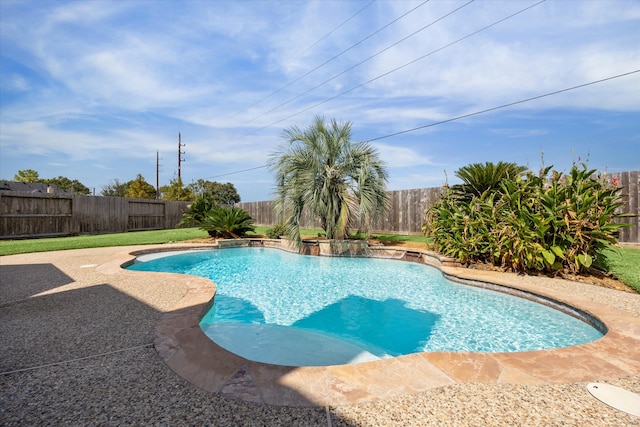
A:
[424,164,631,274]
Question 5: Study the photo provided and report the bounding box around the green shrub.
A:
[266,223,288,239]
[199,206,255,239]
[178,197,217,227]
[424,164,632,274]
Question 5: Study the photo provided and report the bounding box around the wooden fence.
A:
[613,170,639,244]
[1,171,637,242]
[0,191,190,239]
[238,170,639,244]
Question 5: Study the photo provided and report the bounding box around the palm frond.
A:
[268,116,389,244]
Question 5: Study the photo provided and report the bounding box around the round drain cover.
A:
[587,383,640,417]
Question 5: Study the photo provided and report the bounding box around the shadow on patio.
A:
[0,259,359,426]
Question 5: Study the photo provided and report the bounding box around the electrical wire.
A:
[247,0,475,124]
[230,0,378,118]
[366,69,640,142]
[290,0,377,61]
[239,0,430,123]
[206,69,639,179]
[205,165,268,179]
[257,0,546,130]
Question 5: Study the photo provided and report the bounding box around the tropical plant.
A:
[451,161,527,201]
[424,163,631,274]
[199,206,255,238]
[178,197,218,227]
[268,116,390,244]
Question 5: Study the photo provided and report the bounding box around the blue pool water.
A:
[128,248,603,365]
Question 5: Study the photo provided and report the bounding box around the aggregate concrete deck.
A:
[1,244,639,426]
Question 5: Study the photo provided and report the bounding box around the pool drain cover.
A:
[587,383,640,417]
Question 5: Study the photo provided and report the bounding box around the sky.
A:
[1,0,639,202]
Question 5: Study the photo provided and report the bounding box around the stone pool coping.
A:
[101,241,640,407]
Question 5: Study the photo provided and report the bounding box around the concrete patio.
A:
[1,244,639,426]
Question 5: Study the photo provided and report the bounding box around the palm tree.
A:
[268,117,390,244]
[452,161,527,201]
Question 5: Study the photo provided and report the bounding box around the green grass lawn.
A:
[1,227,638,292]
[0,228,209,256]
[602,247,640,293]
[367,233,432,246]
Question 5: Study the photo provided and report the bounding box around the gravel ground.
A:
[331,378,640,426]
[1,245,639,426]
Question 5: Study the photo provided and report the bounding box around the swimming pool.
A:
[129,247,603,366]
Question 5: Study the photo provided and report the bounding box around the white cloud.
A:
[361,1,640,112]
[1,74,30,92]
[1,0,638,201]
[359,106,450,131]
[371,143,433,168]
[1,121,123,160]
[45,1,126,26]
[387,171,449,191]
[488,128,548,138]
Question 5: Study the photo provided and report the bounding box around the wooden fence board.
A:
[2,171,637,242]
[128,200,165,231]
[602,171,639,244]
[237,173,638,243]
[616,170,639,243]
[0,192,190,239]
[0,192,72,215]
[74,195,129,234]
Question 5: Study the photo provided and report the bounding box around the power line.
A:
[366,69,640,142]
[229,0,377,119]
[205,165,268,180]
[258,0,546,130]
[247,0,475,124]
[229,2,378,119]
[240,0,430,123]
[290,0,377,61]
[208,69,640,178]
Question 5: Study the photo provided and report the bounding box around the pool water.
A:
[129,248,603,365]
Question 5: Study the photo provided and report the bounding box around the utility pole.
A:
[156,150,160,199]
[178,132,186,180]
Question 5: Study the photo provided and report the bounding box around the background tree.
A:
[45,176,91,195]
[160,177,195,201]
[268,116,390,244]
[186,180,240,205]
[101,179,129,197]
[126,174,156,199]
[14,169,40,182]
[13,169,90,194]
